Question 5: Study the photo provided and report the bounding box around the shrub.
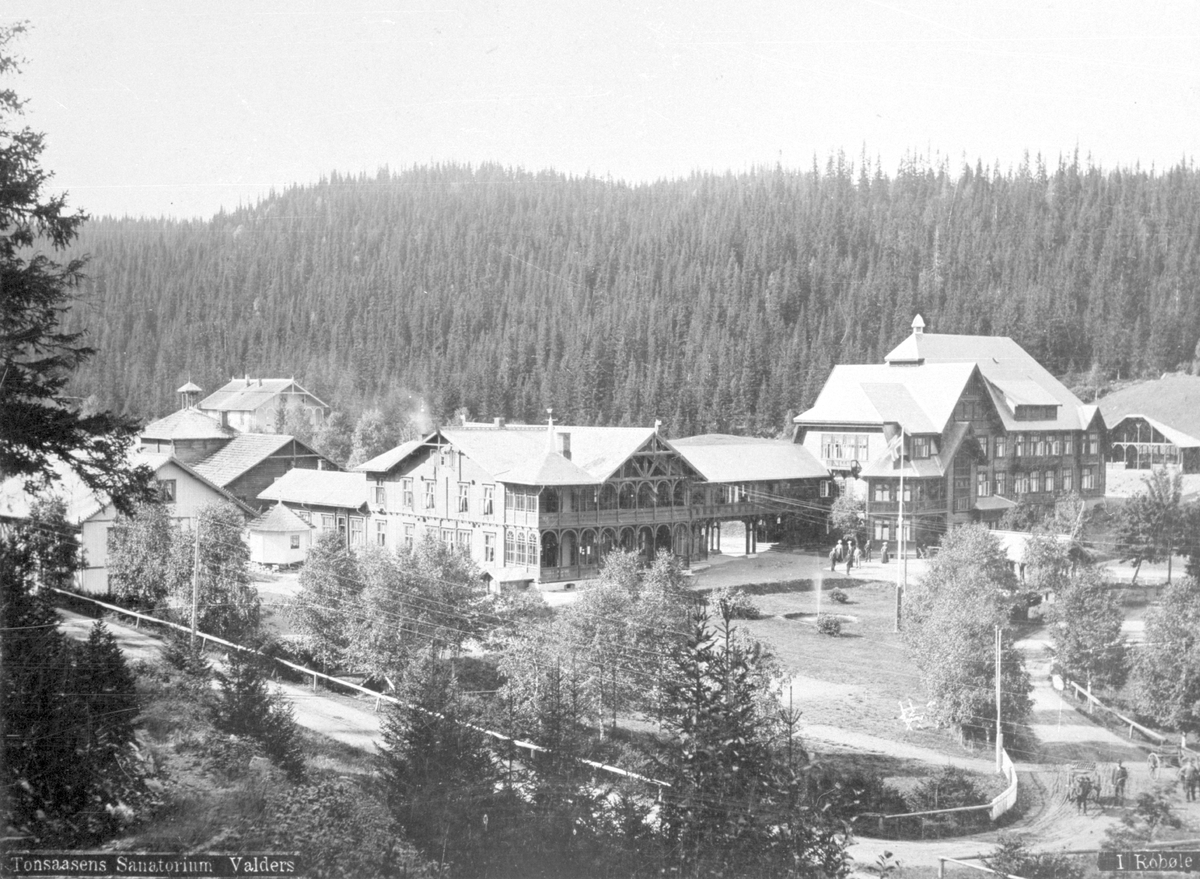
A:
[906,767,990,833]
[817,614,842,636]
[212,647,306,781]
[829,587,849,604]
[804,765,908,822]
[711,584,760,619]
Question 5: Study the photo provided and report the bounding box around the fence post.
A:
[938,858,945,879]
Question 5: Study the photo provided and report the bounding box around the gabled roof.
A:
[354,439,425,474]
[198,378,328,413]
[141,407,238,441]
[258,469,368,510]
[193,434,328,487]
[858,420,971,480]
[795,362,977,433]
[0,450,256,524]
[249,502,313,533]
[1098,375,1200,446]
[884,324,1093,431]
[443,425,666,485]
[357,424,685,486]
[671,434,828,482]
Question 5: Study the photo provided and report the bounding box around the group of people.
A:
[828,536,873,573]
[1071,761,1129,813]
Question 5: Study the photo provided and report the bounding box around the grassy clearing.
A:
[739,579,977,756]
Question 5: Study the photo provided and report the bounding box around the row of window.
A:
[868,466,1098,505]
[820,433,870,462]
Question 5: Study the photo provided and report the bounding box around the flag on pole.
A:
[883,423,904,462]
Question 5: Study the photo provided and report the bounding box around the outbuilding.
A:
[247,502,313,568]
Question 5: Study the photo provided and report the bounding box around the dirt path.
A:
[58,609,387,753]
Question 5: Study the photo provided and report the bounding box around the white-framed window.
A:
[484,532,496,562]
[873,519,891,541]
[515,531,527,566]
[1044,470,1055,493]
[994,436,1007,458]
[1032,435,1045,457]
[425,480,436,509]
[1063,433,1073,455]
[376,520,387,546]
[912,436,931,459]
[1030,470,1042,493]
[349,517,364,546]
[402,478,414,508]
[1085,432,1099,456]
[1050,434,1062,456]
[977,471,991,497]
[458,483,469,514]
[1081,467,1096,490]
[374,484,386,506]
[1061,469,1073,492]
[404,523,415,551]
[322,514,335,531]
[1015,473,1029,495]
[995,472,1008,496]
[157,479,177,503]
[483,485,495,515]
[456,530,471,553]
[505,531,515,564]
[290,534,301,550]
[442,528,455,548]
[819,480,831,498]
[872,482,892,502]
[1014,434,1025,457]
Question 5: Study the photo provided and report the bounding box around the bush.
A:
[906,767,991,834]
[817,614,842,636]
[829,587,849,604]
[805,765,908,822]
[711,585,760,619]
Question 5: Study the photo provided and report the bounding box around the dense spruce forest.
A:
[64,156,1200,437]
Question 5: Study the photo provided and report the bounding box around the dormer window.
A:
[1015,405,1058,421]
[912,436,931,459]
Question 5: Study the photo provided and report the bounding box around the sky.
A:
[5,0,1199,220]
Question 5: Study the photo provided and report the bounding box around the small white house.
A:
[247,502,313,568]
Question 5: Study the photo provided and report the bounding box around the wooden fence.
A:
[50,588,671,793]
[864,749,1018,835]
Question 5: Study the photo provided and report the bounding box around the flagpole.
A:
[895,424,903,634]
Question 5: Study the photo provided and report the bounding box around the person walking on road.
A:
[1148,751,1160,780]
[1185,759,1199,802]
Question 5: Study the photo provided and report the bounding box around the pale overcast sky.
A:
[5,1,1199,219]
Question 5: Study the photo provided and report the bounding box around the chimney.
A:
[654,419,662,434]
[912,314,926,336]
[245,374,251,387]
[257,377,262,387]
[219,411,229,429]
[493,417,506,429]
[556,431,571,460]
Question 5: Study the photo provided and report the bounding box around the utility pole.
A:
[894,425,905,634]
[190,520,201,648]
[995,624,1004,774]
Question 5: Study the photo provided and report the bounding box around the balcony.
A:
[540,564,602,584]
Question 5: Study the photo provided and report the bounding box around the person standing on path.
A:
[1148,751,1159,780]
[829,544,838,571]
[1114,761,1128,806]
[1186,759,1199,802]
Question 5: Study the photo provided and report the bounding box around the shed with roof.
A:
[1099,374,1200,473]
[248,502,314,568]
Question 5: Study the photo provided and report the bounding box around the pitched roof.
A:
[795,362,977,433]
[441,425,664,484]
[353,439,425,474]
[249,502,313,533]
[0,449,256,524]
[355,424,683,486]
[141,407,238,441]
[1098,375,1200,445]
[858,420,972,479]
[198,378,328,412]
[884,325,1093,431]
[257,469,368,510]
[671,434,828,481]
[192,434,323,487]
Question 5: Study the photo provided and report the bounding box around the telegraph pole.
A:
[894,426,904,633]
[190,520,201,648]
[995,624,1004,774]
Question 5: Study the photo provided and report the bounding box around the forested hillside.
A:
[64,156,1200,436]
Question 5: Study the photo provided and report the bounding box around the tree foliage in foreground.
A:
[107,500,192,609]
[903,524,1032,739]
[0,24,151,512]
[1116,467,1187,584]
[2,530,147,845]
[1133,577,1200,731]
[656,602,850,878]
[1047,566,1128,693]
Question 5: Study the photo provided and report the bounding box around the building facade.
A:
[1098,375,1200,473]
[795,316,1106,548]
[197,377,329,433]
[355,422,830,589]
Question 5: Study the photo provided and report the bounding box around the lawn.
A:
[737,578,980,757]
